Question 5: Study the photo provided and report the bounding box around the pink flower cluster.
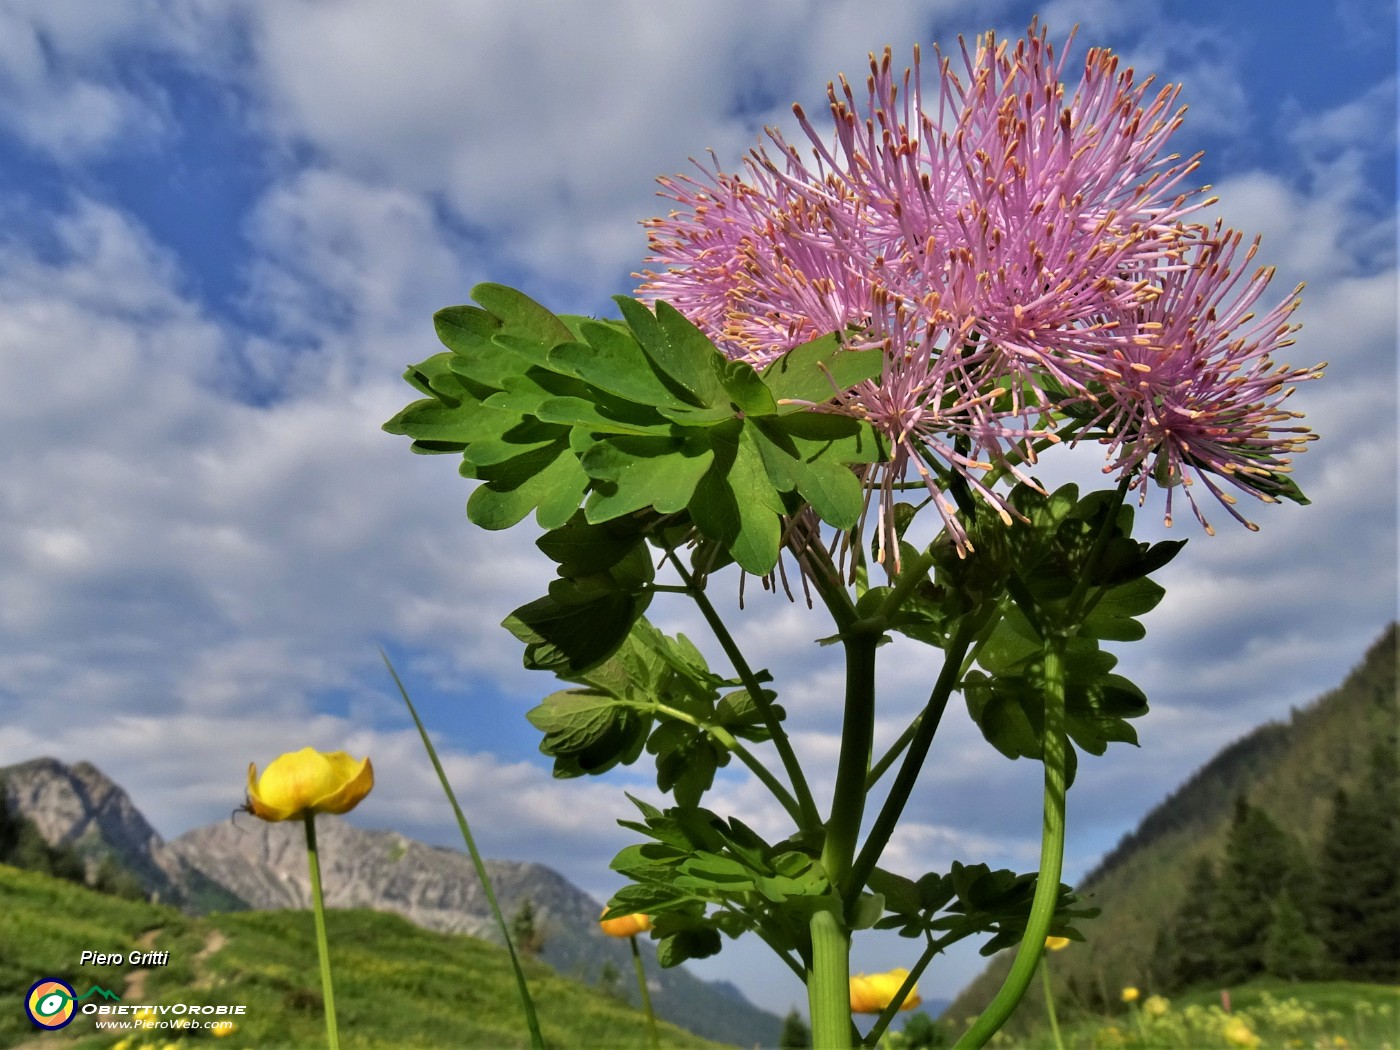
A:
[637,25,1322,553]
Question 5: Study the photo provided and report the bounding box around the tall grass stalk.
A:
[381,650,545,1050]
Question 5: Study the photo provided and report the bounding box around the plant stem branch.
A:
[953,635,1069,1049]
[823,630,880,895]
[846,622,976,899]
[664,550,821,830]
[651,702,803,824]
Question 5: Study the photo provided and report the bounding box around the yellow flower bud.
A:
[849,968,922,1014]
[599,909,652,938]
[1120,986,1140,1003]
[1044,936,1071,952]
[1143,994,1169,1017]
[246,748,373,822]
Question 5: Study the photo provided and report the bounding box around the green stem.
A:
[865,616,996,792]
[846,622,976,900]
[872,549,937,625]
[808,907,853,1050]
[809,610,880,1050]
[954,636,1069,1049]
[382,652,546,1050]
[303,815,339,1050]
[861,931,947,1047]
[664,550,822,830]
[652,702,804,825]
[1041,956,1065,1050]
[825,631,880,896]
[630,935,661,1050]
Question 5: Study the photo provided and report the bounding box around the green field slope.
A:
[0,864,733,1049]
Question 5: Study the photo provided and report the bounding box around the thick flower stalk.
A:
[638,24,1321,554]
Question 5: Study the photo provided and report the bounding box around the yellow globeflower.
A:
[849,968,922,1014]
[1121,986,1140,1003]
[212,1020,238,1038]
[1143,994,1169,1017]
[1044,936,1071,951]
[246,747,373,821]
[1222,1016,1261,1048]
[599,909,652,938]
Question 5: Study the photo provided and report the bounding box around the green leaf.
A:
[656,927,722,967]
[582,435,715,520]
[848,892,886,931]
[471,282,574,349]
[535,514,648,579]
[645,300,728,407]
[525,689,650,777]
[433,304,501,356]
[761,334,884,409]
[502,589,648,675]
[549,324,689,409]
[1080,576,1166,642]
[720,359,777,417]
[466,441,590,531]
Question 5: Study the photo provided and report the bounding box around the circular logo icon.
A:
[25,978,76,1030]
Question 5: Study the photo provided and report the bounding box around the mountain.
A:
[944,622,1399,1032]
[0,759,784,1048]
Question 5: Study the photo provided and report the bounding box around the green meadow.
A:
[0,863,731,1049]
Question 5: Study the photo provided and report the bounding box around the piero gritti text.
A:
[80,949,171,966]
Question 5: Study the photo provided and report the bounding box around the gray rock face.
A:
[0,756,180,899]
[0,758,784,1047]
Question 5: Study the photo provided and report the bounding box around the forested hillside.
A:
[945,623,1399,1034]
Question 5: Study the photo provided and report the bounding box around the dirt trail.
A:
[122,927,164,1000]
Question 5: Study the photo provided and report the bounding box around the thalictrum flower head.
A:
[1083,223,1321,533]
[639,24,1320,555]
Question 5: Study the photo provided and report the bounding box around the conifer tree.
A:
[510,898,545,959]
[1211,798,1309,985]
[780,1007,812,1049]
[1263,889,1329,980]
[1162,856,1221,990]
[1318,746,1400,979]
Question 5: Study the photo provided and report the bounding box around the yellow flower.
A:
[1044,936,1071,951]
[1143,994,1170,1017]
[246,747,373,821]
[849,968,921,1014]
[1222,1017,1261,1048]
[1121,986,1140,1003]
[599,909,652,938]
[212,1020,238,1038]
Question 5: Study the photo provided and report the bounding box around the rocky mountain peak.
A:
[2,755,163,855]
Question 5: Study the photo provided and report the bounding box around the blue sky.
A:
[0,0,1394,1017]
